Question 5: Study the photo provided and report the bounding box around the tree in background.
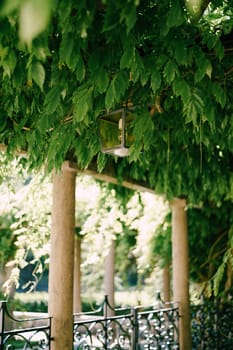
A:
[7,174,52,293]
[150,213,172,302]
[0,212,16,296]
[0,161,164,301]
[0,155,232,303]
[121,191,169,301]
[80,183,126,294]
[0,152,28,295]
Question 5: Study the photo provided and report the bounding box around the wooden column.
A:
[171,198,191,350]
[73,234,82,313]
[48,162,76,350]
[104,240,115,316]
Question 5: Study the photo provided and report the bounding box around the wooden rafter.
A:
[63,160,155,194]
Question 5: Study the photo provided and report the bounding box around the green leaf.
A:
[183,91,204,124]
[73,85,93,122]
[120,45,134,69]
[214,40,224,60]
[30,61,45,90]
[1,49,17,77]
[59,32,74,68]
[172,78,191,104]
[105,83,115,110]
[97,152,107,173]
[211,82,226,108]
[105,70,129,110]
[163,60,178,83]
[0,115,7,132]
[114,70,129,96]
[44,85,62,114]
[151,69,161,94]
[37,114,49,132]
[73,102,89,123]
[6,50,17,74]
[213,258,227,296]
[194,57,212,82]
[203,104,215,124]
[121,3,137,33]
[166,1,184,29]
[19,0,54,44]
[130,50,143,83]
[174,40,187,65]
[75,54,86,82]
[140,69,150,86]
[94,67,109,94]
[88,51,101,72]
[57,0,72,28]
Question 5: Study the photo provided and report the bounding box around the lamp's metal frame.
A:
[99,107,132,157]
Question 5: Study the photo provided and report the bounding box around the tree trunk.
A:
[171,198,192,350]
[104,239,115,316]
[48,162,76,350]
[73,234,82,313]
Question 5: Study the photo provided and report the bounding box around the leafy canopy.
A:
[0,0,232,204]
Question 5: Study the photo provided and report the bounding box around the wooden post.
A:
[73,234,82,313]
[104,239,115,316]
[48,162,76,350]
[171,197,191,350]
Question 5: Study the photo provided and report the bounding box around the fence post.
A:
[103,295,108,350]
[49,316,53,350]
[132,307,138,350]
[0,302,5,350]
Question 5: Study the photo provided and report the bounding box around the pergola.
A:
[0,1,232,349]
[48,160,190,349]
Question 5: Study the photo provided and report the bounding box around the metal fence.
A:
[0,301,52,350]
[191,299,233,350]
[1,296,232,350]
[73,295,180,350]
[0,297,179,350]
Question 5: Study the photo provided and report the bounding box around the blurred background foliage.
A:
[0,151,232,310]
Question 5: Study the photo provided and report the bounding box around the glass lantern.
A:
[99,108,133,157]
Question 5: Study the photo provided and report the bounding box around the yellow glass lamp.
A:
[99,108,133,157]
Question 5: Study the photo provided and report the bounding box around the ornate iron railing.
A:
[73,295,180,350]
[136,304,180,349]
[0,301,52,350]
[191,299,233,350]
[3,295,232,350]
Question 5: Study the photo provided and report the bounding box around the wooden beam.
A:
[0,144,155,193]
[64,160,155,194]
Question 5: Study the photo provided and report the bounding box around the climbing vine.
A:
[0,0,232,205]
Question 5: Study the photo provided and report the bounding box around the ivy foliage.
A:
[0,152,29,267]
[151,213,172,269]
[0,0,232,205]
[0,213,16,265]
[188,200,233,297]
[151,199,233,297]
